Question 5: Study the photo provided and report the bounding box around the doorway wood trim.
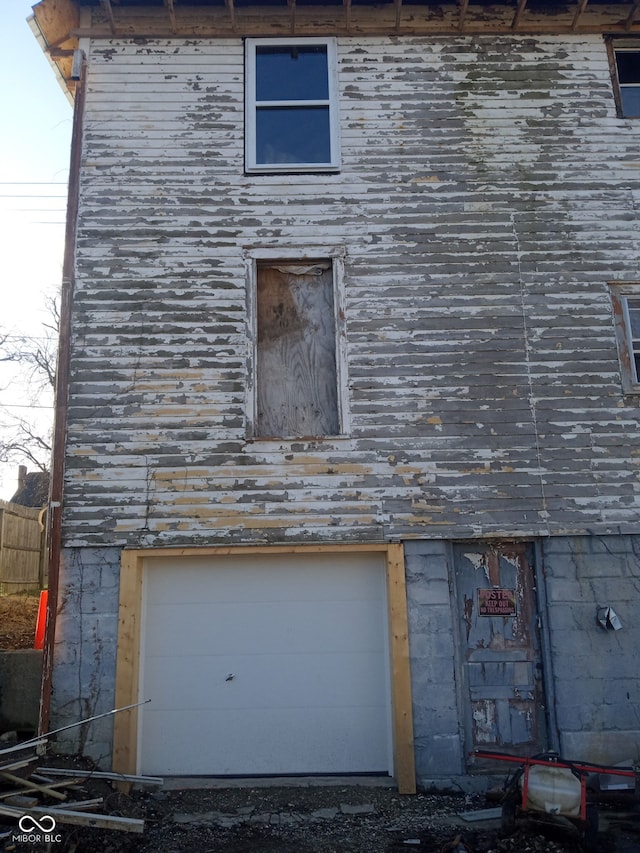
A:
[112,542,416,793]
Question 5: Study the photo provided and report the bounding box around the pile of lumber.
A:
[0,738,161,840]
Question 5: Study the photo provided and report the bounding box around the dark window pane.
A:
[634,353,640,383]
[256,106,331,164]
[628,304,640,337]
[620,86,640,118]
[256,46,329,101]
[615,51,640,84]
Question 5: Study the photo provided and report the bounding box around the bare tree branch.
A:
[0,298,58,474]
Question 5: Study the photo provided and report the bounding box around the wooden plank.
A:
[32,0,80,46]
[125,544,393,559]
[0,501,44,589]
[0,802,144,833]
[54,798,105,811]
[112,551,143,775]
[101,0,116,34]
[386,543,416,795]
[288,0,296,34]
[511,0,528,28]
[256,264,339,438]
[0,771,68,801]
[225,0,237,32]
[394,0,403,34]
[164,0,177,33]
[458,0,470,31]
[344,0,352,32]
[67,3,640,38]
[572,0,589,29]
[625,0,640,27]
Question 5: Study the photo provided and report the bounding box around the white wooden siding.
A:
[63,35,640,546]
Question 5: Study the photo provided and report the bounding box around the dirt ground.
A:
[0,757,638,853]
[0,594,40,651]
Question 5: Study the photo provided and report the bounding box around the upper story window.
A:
[245,38,340,173]
[612,45,640,118]
[609,283,640,393]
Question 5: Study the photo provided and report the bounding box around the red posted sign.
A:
[478,588,516,617]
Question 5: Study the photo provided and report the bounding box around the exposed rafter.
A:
[395,0,403,34]
[100,0,116,34]
[344,0,352,34]
[625,0,640,28]
[163,0,177,34]
[288,0,297,35]
[458,0,470,32]
[572,0,589,28]
[31,0,640,60]
[512,0,528,28]
[225,0,237,33]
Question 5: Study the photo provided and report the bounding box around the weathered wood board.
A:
[59,34,640,547]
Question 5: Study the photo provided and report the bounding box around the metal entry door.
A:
[454,543,546,762]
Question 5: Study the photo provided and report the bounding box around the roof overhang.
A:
[30,0,81,100]
[32,0,640,97]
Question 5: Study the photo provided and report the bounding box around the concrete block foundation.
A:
[49,535,640,780]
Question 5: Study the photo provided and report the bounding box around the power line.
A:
[0,402,54,410]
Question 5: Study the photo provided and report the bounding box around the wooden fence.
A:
[0,501,46,594]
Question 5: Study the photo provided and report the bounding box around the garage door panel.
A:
[145,600,385,657]
[148,556,385,604]
[142,705,390,776]
[140,553,392,776]
[142,651,388,711]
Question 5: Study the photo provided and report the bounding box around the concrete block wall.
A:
[541,535,640,765]
[0,650,42,733]
[50,547,121,766]
[404,540,464,784]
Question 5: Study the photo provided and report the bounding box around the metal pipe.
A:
[39,51,87,736]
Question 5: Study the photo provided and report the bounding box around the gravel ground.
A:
[3,773,637,853]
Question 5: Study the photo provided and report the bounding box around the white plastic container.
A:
[522,764,582,816]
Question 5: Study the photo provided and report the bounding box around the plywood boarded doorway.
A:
[256,261,339,437]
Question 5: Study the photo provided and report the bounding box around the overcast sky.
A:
[0,3,72,498]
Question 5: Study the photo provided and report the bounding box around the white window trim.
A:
[245,37,341,174]
[611,40,640,119]
[609,282,640,393]
[244,247,350,438]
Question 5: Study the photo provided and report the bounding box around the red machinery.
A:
[473,750,638,850]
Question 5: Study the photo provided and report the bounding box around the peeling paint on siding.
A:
[63,35,640,548]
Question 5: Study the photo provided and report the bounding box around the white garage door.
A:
[138,552,392,776]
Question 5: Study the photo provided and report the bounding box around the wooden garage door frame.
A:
[113,542,416,793]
